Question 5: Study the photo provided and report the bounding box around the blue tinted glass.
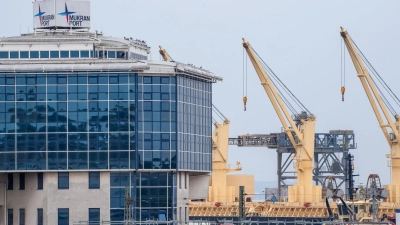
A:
[89,208,100,223]
[58,208,69,225]
[40,51,49,58]
[117,51,125,59]
[81,51,89,58]
[89,172,100,189]
[108,51,116,59]
[30,51,39,58]
[0,52,9,58]
[10,51,18,59]
[58,172,69,189]
[50,51,59,58]
[60,51,69,58]
[70,51,79,58]
[110,209,123,222]
[20,51,29,58]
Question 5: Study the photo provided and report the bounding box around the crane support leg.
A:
[385,158,400,202]
[287,119,322,202]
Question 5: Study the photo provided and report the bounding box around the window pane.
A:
[108,51,116,59]
[50,51,59,58]
[8,209,13,225]
[60,51,69,58]
[40,51,49,58]
[37,209,43,225]
[30,51,39,58]
[20,51,29,58]
[81,51,89,58]
[10,51,19,59]
[89,208,100,224]
[37,172,43,190]
[117,51,125,59]
[58,172,69,189]
[19,173,25,190]
[19,209,25,225]
[0,51,9,58]
[89,172,100,189]
[58,208,69,225]
[70,51,79,58]
[7,173,13,190]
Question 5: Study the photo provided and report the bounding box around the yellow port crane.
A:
[209,105,243,202]
[159,46,173,62]
[242,38,321,202]
[340,27,399,202]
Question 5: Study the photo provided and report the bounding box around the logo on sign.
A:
[34,5,54,27]
[58,3,90,27]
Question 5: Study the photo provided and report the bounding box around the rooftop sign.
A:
[33,0,91,30]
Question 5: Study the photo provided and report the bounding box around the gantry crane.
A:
[340,27,397,202]
[159,46,173,62]
[242,38,322,202]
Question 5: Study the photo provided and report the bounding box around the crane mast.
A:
[340,27,400,202]
[242,38,321,202]
[159,46,172,62]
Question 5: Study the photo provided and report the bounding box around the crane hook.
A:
[341,86,345,101]
[243,96,247,111]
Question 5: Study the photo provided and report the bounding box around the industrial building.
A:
[0,0,221,224]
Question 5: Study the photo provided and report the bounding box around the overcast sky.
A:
[1,0,400,188]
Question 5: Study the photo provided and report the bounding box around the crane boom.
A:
[159,46,172,62]
[242,38,321,202]
[340,27,400,202]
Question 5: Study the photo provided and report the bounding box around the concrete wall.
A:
[176,171,189,222]
[189,174,209,200]
[0,171,110,225]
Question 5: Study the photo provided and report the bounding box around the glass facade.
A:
[0,71,213,223]
[0,72,208,171]
[177,76,212,171]
[110,172,175,223]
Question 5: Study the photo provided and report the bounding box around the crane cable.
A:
[252,46,312,115]
[341,38,346,102]
[243,48,248,111]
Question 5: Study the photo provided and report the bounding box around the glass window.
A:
[37,172,43,190]
[19,209,25,225]
[37,209,43,225]
[50,51,59,58]
[0,51,9,58]
[89,172,100,189]
[19,173,25,190]
[70,51,79,58]
[30,51,39,58]
[89,208,100,224]
[108,51,116,59]
[20,51,29,58]
[60,51,69,58]
[7,173,13,190]
[8,209,13,225]
[117,51,125,59]
[10,51,19,59]
[58,172,69,189]
[81,51,89,58]
[58,208,69,225]
[40,51,49,58]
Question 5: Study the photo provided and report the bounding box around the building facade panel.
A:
[177,75,212,171]
[0,68,217,223]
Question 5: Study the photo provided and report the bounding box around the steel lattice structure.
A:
[228,130,356,199]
